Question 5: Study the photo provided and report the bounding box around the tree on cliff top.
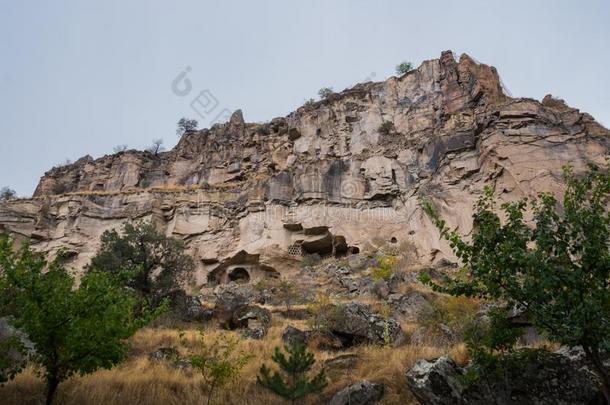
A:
[421,163,610,402]
[176,117,198,137]
[0,187,16,201]
[89,220,194,298]
[0,235,163,405]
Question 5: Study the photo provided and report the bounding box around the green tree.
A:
[420,164,610,402]
[317,87,333,99]
[0,235,163,404]
[395,61,413,75]
[257,343,327,404]
[185,331,252,405]
[89,221,194,298]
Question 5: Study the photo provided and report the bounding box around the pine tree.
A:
[257,344,327,404]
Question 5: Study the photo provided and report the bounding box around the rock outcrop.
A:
[405,352,601,405]
[0,51,607,286]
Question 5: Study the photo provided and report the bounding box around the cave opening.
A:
[228,267,250,284]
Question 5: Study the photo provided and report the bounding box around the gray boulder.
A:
[163,289,213,322]
[281,325,308,347]
[405,351,600,405]
[213,283,256,324]
[0,316,34,381]
[232,305,271,339]
[329,380,384,405]
[388,290,432,322]
[329,303,406,346]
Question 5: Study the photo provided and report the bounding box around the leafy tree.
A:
[378,120,395,135]
[0,187,16,201]
[257,343,327,404]
[89,221,194,298]
[147,139,164,155]
[0,235,163,404]
[317,87,333,99]
[420,164,610,402]
[395,61,413,75]
[184,331,252,405]
[176,118,198,137]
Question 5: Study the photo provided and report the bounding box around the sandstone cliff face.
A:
[1,51,608,285]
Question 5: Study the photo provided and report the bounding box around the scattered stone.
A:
[329,380,384,405]
[148,347,180,363]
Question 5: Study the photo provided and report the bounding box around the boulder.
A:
[281,325,308,347]
[329,303,406,346]
[213,283,256,324]
[409,324,456,347]
[0,316,34,381]
[329,380,384,405]
[405,351,600,405]
[163,290,213,322]
[231,305,271,339]
[388,290,432,322]
[324,353,359,379]
[405,356,464,405]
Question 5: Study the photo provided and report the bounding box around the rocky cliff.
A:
[1,51,608,285]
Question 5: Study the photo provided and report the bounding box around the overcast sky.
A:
[1,0,609,196]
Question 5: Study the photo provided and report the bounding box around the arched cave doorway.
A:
[228,267,250,284]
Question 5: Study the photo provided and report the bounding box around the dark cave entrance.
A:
[228,267,250,284]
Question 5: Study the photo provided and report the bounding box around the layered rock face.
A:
[1,51,608,284]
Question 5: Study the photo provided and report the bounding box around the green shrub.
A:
[378,121,395,135]
[301,253,321,268]
[395,61,413,75]
[317,87,333,99]
[371,255,398,280]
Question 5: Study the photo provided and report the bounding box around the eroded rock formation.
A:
[0,51,608,285]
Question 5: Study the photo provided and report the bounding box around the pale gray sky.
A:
[1,0,609,196]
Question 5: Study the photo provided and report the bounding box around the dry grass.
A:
[0,315,467,405]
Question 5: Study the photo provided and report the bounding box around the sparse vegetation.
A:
[301,253,321,268]
[88,220,194,299]
[0,187,16,201]
[0,235,163,405]
[147,139,165,155]
[317,87,333,99]
[378,120,395,135]
[371,255,398,280]
[303,98,316,107]
[176,118,198,137]
[257,343,327,404]
[186,331,253,405]
[276,279,298,312]
[395,62,413,75]
[113,144,128,153]
[421,163,610,402]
